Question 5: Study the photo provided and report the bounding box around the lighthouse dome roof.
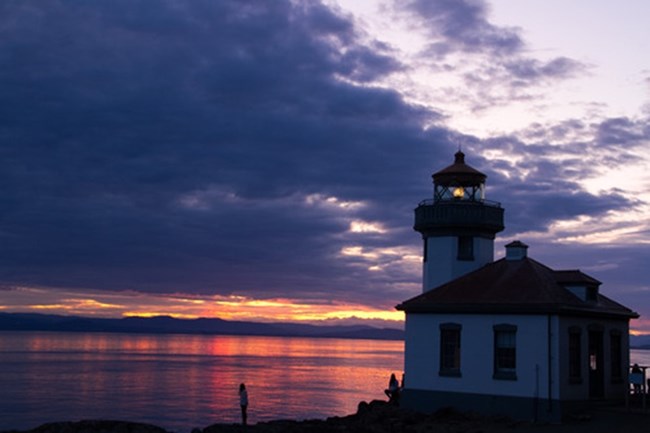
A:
[433,151,486,186]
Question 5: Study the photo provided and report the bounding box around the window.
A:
[439,323,461,376]
[568,327,582,383]
[423,239,428,263]
[586,286,598,302]
[610,331,622,383]
[494,324,517,380]
[457,236,474,261]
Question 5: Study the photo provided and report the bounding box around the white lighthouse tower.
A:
[414,151,504,291]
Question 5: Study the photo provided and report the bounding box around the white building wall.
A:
[404,313,561,400]
[423,237,495,292]
[422,237,454,291]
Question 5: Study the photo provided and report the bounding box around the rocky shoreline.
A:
[3,400,649,433]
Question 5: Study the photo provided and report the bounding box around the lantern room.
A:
[433,151,486,202]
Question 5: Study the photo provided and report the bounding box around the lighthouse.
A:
[414,151,504,291]
[398,151,637,422]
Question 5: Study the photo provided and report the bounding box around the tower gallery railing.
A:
[414,199,505,232]
[417,198,502,208]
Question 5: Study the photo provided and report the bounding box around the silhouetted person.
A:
[384,373,400,405]
[631,364,643,394]
[239,383,248,425]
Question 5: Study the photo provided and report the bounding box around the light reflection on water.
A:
[0,332,404,432]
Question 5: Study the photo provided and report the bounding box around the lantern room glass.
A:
[435,183,485,202]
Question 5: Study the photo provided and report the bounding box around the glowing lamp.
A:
[453,186,464,198]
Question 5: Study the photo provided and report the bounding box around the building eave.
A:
[396,302,639,320]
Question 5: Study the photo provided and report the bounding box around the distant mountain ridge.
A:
[630,334,650,350]
[0,312,404,340]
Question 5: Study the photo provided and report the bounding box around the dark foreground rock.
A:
[4,400,650,433]
[203,400,518,433]
[0,402,515,433]
[2,420,168,433]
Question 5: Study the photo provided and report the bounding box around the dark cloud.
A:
[504,57,582,82]
[406,0,522,56]
[0,0,436,308]
[595,117,648,147]
[463,116,648,237]
[400,0,585,111]
[0,0,647,315]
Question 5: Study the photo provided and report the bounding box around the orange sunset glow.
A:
[2,285,404,326]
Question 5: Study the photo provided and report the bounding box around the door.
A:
[588,330,604,398]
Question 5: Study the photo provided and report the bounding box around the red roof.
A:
[554,270,601,285]
[433,151,486,185]
[396,257,638,319]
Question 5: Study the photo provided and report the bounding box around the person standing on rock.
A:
[239,383,249,425]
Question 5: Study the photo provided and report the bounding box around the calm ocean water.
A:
[0,332,403,432]
[1,332,648,433]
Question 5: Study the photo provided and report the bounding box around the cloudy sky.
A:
[1,0,649,332]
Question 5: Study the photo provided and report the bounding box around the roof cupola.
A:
[505,240,528,260]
